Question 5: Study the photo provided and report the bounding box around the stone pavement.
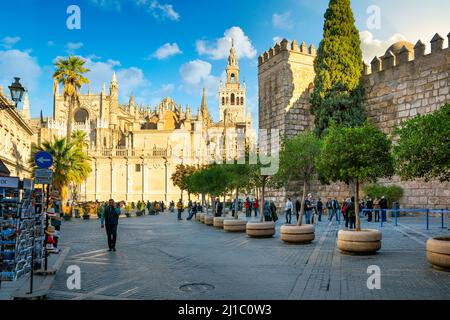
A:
[46,211,450,300]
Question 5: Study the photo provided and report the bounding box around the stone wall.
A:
[258,34,450,210]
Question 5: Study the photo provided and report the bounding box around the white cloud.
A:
[1,36,21,49]
[196,26,257,60]
[137,0,180,21]
[0,49,41,94]
[179,59,220,97]
[151,43,182,60]
[65,42,84,54]
[360,31,408,63]
[273,36,283,44]
[272,11,294,30]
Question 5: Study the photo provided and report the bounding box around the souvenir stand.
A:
[0,177,43,288]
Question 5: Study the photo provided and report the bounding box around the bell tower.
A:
[219,39,246,124]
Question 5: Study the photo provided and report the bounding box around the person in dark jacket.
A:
[365,197,374,222]
[101,199,121,252]
[347,197,356,230]
[295,198,301,223]
[316,198,323,222]
[379,196,388,222]
[270,201,278,222]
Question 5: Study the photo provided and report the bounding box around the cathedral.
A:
[31,41,255,202]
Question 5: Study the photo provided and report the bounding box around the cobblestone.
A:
[47,212,450,300]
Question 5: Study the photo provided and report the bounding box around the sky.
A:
[0,0,449,125]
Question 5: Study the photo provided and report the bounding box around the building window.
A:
[222,97,225,105]
[236,97,239,105]
[231,93,235,105]
[135,164,141,172]
[241,97,244,105]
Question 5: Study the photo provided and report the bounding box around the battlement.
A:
[258,38,316,66]
[364,32,450,75]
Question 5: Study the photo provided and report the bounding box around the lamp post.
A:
[8,77,25,108]
[162,156,168,202]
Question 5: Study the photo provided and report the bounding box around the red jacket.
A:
[254,200,259,209]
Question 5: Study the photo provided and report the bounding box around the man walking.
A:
[295,197,301,223]
[347,197,356,230]
[304,194,313,225]
[176,199,184,220]
[379,196,388,222]
[101,199,120,252]
[317,198,323,222]
[326,198,334,221]
[285,197,293,225]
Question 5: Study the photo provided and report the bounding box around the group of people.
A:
[284,194,324,225]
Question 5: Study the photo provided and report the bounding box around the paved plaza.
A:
[47,212,450,300]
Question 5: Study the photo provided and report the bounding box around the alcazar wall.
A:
[259,33,450,210]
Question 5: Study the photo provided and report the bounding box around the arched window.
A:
[231,73,236,83]
[222,97,225,105]
[74,108,89,123]
[241,97,244,105]
[231,93,235,105]
[236,96,239,105]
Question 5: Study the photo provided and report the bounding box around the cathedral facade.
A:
[32,42,255,202]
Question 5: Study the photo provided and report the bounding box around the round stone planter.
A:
[196,213,203,222]
[204,215,214,226]
[337,229,382,255]
[280,225,315,244]
[246,222,276,238]
[426,237,450,271]
[223,219,247,232]
[213,217,231,228]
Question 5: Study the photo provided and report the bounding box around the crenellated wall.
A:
[259,33,450,210]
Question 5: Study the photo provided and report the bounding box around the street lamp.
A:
[162,156,168,202]
[8,77,25,108]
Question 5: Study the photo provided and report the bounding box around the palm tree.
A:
[31,136,92,212]
[71,130,89,149]
[53,56,90,142]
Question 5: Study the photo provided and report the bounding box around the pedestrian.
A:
[245,197,251,217]
[176,199,183,220]
[217,198,223,217]
[379,196,388,222]
[253,198,259,217]
[100,199,120,252]
[304,194,313,225]
[317,198,323,222]
[342,198,349,228]
[365,197,374,222]
[187,201,198,220]
[270,201,278,222]
[295,197,301,223]
[285,197,293,224]
[188,200,193,217]
[326,198,334,221]
[231,199,236,217]
[263,200,272,221]
[347,197,356,229]
[147,200,152,215]
[374,198,380,222]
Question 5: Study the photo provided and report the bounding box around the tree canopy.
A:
[393,104,450,182]
[310,0,365,137]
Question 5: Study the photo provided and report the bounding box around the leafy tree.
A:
[53,56,90,142]
[363,184,403,207]
[310,0,365,137]
[393,104,450,182]
[274,132,321,226]
[171,164,198,200]
[317,121,394,231]
[30,136,92,212]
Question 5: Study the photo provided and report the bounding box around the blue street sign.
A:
[34,151,53,169]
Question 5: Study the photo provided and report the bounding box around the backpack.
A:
[342,202,348,215]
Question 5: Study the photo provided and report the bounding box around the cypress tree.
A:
[310,0,365,137]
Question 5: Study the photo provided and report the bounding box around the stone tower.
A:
[219,39,246,124]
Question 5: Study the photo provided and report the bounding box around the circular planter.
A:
[426,237,450,271]
[213,217,232,228]
[337,229,382,255]
[196,213,203,222]
[280,225,315,244]
[204,215,214,226]
[246,222,276,238]
[223,219,247,232]
[200,214,206,223]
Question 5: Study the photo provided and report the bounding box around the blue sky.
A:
[0,0,449,125]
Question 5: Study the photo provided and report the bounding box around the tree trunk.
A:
[212,193,216,216]
[222,191,226,217]
[201,192,205,209]
[66,96,75,143]
[355,179,361,231]
[260,176,266,223]
[297,180,307,226]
